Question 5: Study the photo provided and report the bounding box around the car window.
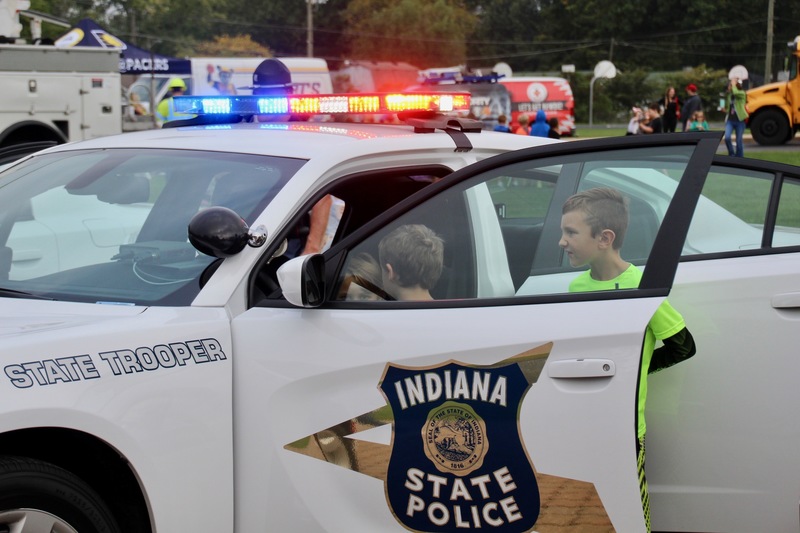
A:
[266,168,451,270]
[0,149,302,305]
[684,165,772,254]
[291,169,452,250]
[332,145,697,303]
[683,165,800,255]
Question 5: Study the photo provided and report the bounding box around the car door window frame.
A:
[256,133,722,309]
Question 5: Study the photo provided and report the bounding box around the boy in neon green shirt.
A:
[560,187,696,532]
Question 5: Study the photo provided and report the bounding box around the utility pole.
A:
[306,0,328,58]
[765,0,775,83]
[130,10,137,42]
[306,0,313,57]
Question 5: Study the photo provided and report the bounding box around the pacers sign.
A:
[380,360,540,532]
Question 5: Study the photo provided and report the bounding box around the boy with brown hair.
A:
[378,224,443,301]
[559,187,696,532]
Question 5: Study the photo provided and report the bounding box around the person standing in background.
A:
[724,78,749,157]
[547,117,561,139]
[529,110,550,137]
[680,84,702,132]
[688,110,710,132]
[661,87,680,133]
[627,107,644,135]
[493,114,512,133]
[514,114,530,135]
[639,103,663,134]
[155,77,188,127]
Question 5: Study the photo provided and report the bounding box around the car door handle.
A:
[772,292,800,309]
[12,249,44,263]
[548,359,616,379]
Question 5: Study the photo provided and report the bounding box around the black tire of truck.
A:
[0,456,122,533]
[750,108,791,146]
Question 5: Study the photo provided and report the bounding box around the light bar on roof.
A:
[172,92,470,116]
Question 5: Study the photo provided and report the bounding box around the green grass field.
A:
[745,151,800,166]
[575,126,800,167]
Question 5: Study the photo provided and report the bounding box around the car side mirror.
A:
[188,206,250,258]
[277,254,325,308]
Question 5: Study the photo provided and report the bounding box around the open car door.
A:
[232,133,720,532]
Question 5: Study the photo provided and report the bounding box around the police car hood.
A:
[0,299,145,337]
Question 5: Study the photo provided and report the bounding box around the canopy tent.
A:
[55,18,190,75]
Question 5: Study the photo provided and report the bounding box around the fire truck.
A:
[0,0,122,150]
[746,35,800,145]
[415,66,576,135]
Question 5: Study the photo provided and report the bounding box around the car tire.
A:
[750,109,790,146]
[0,456,122,533]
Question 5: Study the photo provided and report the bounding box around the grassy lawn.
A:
[573,127,628,138]
[575,126,800,167]
[745,151,800,166]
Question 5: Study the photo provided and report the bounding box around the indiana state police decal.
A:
[380,359,540,532]
[284,343,614,531]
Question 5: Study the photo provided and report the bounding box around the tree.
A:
[218,0,306,57]
[466,0,547,71]
[194,35,272,57]
[105,0,223,57]
[19,0,800,131]
[343,0,477,68]
[27,0,104,41]
[464,0,800,85]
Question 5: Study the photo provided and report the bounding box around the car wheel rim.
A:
[0,509,80,533]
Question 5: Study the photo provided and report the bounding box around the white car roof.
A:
[52,121,555,161]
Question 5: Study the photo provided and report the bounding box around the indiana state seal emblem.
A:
[380,359,540,532]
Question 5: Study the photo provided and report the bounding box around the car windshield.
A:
[0,148,303,306]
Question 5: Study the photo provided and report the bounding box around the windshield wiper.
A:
[0,287,55,300]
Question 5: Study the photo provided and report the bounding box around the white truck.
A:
[0,2,122,150]
[0,45,122,149]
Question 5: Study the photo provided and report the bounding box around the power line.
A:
[141,10,789,50]
[465,42,606,62]
[114,11,796,66]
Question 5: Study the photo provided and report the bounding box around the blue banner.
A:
[55,18,191,75]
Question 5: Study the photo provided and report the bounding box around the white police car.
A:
[0,91,797,533]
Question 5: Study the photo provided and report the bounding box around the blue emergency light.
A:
[172,92,471,117]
